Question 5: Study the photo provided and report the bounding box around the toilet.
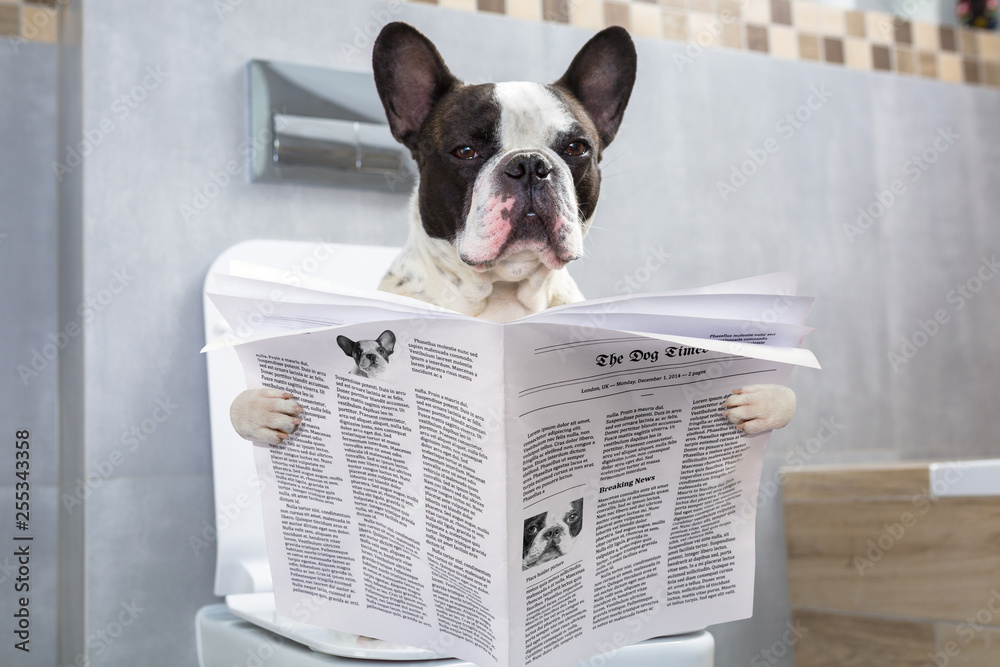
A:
[195,240,715,667]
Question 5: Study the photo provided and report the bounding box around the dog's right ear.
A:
[373,22,460,151]
[336,335,357,358]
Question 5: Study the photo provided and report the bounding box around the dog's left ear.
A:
[373,23,460,151]
[376,330,396,356]
[554,27,637,148]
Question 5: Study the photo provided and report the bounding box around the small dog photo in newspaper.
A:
[522,498,584,570]
[336,330,396,379]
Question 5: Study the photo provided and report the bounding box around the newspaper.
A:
[207,268,818,667]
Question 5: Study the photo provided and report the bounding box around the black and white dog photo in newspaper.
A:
[229,22,795,446]
[523,498,584,570]
[337,329,396,379]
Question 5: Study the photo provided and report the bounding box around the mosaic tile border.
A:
[2,0,996,88]
[408,0,1000,88]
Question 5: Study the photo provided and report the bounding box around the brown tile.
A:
[746,24,769,53]
[770,0,791,25]
[793,610,936,667]
[603,1,629,29]
[542,0,569,22]
[919,51,937,78]
[799,33,820,60]
[0,4,17,36]
[689,0,714,14]
[892,18,912,44]
[872,44,892,71]
[986,62,1000,87]
[960,28,979,56]
[981,32,1000,60]
[845,10,865,38]
[477,0,505,12]
[717,0,742,21]
[896,47,914,74]
[939,25,957,52]
[786,496,1000,621]
[823,36,844,64]
[963,58,981,84]
[21,5,57,42]
[782,464,930,501]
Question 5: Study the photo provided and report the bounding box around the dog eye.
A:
[377,347,385,355]
[567,512,579,522]
[452,146,478,159]
[564,141,589,157]
[526,525,539,534]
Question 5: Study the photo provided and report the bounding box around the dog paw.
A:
[230,388,303,445]
[721,384,795,435]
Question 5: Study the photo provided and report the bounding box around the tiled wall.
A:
[782,465,1000,666]
[407,0,1000,87]
[6,0,998,87]
[0,0,59,43]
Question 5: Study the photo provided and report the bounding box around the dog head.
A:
[373,23,636,281]
[336,330,395,378]
[522,498,584,569]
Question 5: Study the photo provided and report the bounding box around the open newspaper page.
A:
[232,318,512,667]
[210,268,818,667]
[502,322,800,667]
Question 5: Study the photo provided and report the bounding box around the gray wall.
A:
[3,0,997,665]
[0,40,59,667]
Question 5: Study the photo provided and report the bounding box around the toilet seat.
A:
[197,604,715,666]
[197,241,714,665]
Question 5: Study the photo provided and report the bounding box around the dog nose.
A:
[543,525,563,540]
[504,154,551,180]
[366,353,377,363]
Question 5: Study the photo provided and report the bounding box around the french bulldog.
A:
[229,22,795,444]
[523,498,584,570]
[337,330,395,379]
